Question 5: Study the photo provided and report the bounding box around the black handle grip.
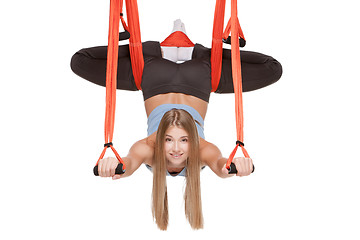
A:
[222,36,246,47]
[119,30,130,41]
[93,163,125,176]
[228,162,255,174]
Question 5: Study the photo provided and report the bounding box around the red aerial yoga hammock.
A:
[95,0,250,174]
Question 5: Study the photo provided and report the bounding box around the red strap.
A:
[119,0,129,32]
[211,0,251,169]
[96,0,125,168]
[96,145,124,167]
[225,0,250,170]
[223,18,245,41]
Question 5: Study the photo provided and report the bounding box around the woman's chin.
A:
[167,156,187,167]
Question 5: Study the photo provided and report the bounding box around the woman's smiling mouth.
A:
[170,153,183,158]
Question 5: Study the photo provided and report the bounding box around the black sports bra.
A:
[141,42,212,102]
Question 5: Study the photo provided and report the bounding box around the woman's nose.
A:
[172,141,180,151]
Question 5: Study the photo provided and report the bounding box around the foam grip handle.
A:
[119,31,130,41]
[223,36,246,47]
[227,162,255,174]
[93,163,125,176]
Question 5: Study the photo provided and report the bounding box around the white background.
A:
[1,0,359,239]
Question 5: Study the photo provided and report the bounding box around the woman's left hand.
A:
[222,157,254,177]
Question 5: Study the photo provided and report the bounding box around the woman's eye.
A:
[181,138,188,142]
[165,138,172,142]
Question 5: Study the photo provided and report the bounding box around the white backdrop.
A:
[1,0,359,239]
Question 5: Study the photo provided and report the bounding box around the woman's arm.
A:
[98,139,153,179]
[200,140,253,178]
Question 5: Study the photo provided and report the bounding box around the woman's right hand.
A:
[97,157,122,180]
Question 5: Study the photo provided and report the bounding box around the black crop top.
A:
[70,41,282,102]
[141,42,212,102]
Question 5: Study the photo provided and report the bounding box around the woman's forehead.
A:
[165,125,188,137]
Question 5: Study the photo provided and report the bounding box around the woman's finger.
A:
[100,157,108,177]
[112,175,121,180]
[110,161,117,176]
[98,158,104,177]
[244,157,249,175]
[234,158,243,177]
[105,157,113,177]
[240,158,246,176]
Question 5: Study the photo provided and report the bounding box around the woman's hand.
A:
[222,157,254,177]
[97,157,122,180]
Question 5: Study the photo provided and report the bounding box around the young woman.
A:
[96,99,254,230]
[70,20,280,230]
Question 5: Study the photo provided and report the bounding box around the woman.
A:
[70,20,280,230]
[96,100,254,230]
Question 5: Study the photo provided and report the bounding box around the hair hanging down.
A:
[152,109,203,230]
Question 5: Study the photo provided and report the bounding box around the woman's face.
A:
[164,125,189,168]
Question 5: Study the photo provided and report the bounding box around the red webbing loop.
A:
[96,0,125,168]
[211,0,226,92]
[223,18,231,39]
[224,0,251,169]
[119,0,129,32]
[96,145,124,167]
[222,17,245,41]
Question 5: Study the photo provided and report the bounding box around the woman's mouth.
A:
[170,153,183,158]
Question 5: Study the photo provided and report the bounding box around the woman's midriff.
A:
[144,93,208,120]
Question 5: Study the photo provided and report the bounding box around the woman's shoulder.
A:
[199,138,219,150]
[199,139,222,165]
[131,136,155,165]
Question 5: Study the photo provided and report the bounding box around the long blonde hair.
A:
[152,108,203,230]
